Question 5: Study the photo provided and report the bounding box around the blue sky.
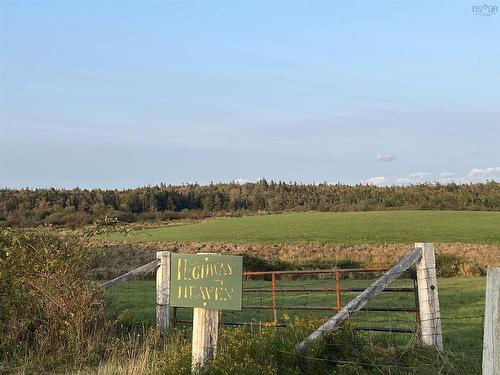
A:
[1,1,499,188]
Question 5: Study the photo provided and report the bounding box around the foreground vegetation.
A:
[5,318,478,375]
[103,210,500,244]
[1,180,499,228]
[91,319,479,375]
[0,229,113,371]
[0,227,492,374]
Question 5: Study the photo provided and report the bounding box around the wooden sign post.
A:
[192,307,219,370]
[169,253,243,373]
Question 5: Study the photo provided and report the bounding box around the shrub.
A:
[0,228,114,367]
[435,253,485,277]
[151,317,477,375]
[241,254,288,272]
[155,316,334,375]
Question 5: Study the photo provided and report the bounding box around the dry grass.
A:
[94,241,499,279]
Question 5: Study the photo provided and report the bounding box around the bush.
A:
[0,228,114,366]
[241,254,288,273]
[155,316,339,375]
[151,317,477,375]
[435,253,485,277]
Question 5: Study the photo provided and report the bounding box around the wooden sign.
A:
[170,253,242,311]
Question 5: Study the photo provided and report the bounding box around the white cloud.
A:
[439,172,455,178]
[375,154,395,162]
[233,178,252,185]
[408,172,431,180]
[468,167,500,178]
[365,176,390,186]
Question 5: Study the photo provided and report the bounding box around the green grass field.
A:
[105,210,500,244]
[108,276,486,354]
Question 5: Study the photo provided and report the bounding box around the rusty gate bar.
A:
[242,306,417,312]
[243,287,415,292]
[243,268,388,276]
[172,266,419,334]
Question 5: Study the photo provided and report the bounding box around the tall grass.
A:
[73,320,479,375]
[93,241,493,281]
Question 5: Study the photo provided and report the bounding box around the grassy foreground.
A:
[2,225,491,374]
[108,277,486,353]
[103,211,500,244]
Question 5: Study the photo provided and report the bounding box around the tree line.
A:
[0,180,498,228]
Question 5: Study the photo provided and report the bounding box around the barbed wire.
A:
[276,348,437,371]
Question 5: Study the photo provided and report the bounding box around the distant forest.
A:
[1,180,499,228]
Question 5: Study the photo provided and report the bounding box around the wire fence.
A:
[98,246,496,374]
[105,265,486,352]
[210,268,418,333]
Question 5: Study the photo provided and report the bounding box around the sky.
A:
[0,1,499,189]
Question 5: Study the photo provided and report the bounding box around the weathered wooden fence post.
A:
[482,267,500,375]
[192,307,219,372]
[415,243,443,351]
[156,251,171,332]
